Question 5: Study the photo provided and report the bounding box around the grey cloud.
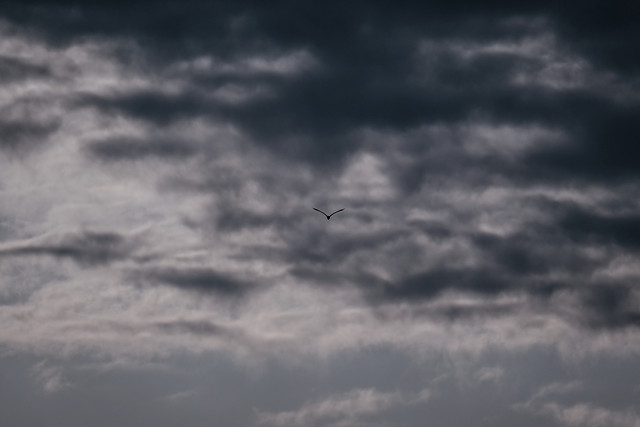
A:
[368,267,510,302]
[132,266,255,297]
[152,319,254,346]
[85,136,197,161]
[470,226,607,280]
[0,230,136,266]
[285,228,410,265]
[0,55,51,82]
[560,207,640,251]
[1,3,640,426]
[359,221,639,329]
[524,102,640,184]
[187,174,639,330]
[26,1,634,177]
[413,300,521,323]
[31,361,71,393]
[74,91,211,125]
[0,5,639,427]
[579,285,640,330]
[407,219,453,240]
[0,119,60,152]
[154,319,235,337]
[215,208,294,232]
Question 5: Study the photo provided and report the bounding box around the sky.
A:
[0,1,639,426]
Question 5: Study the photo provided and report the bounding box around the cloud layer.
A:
[1,2,639,426]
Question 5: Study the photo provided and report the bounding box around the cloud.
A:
[257,387,431,427]
[0,54,51,82]
[0,4,639,426]
[523,402,640,427]
[132,266,256,297]
[0,230,138,266]
[2,5,637,336]
[579,285,640,330]
[74,90,211,126]
[31,361,71,393]
[527,381,585,403]
[524,102,640,183]
[0,118,60,152]
[85,136,198,161]
[367,267,509,301]
[516,379,640,427]
[157,389,198,403]
[474,366,505,384]
[560,207,640,251]
[152,319,250,345]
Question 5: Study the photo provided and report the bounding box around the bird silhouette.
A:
[313,208,345,220]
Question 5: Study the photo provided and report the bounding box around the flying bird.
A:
[313,208,345,220]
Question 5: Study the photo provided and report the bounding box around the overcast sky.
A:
[1,1,639,426]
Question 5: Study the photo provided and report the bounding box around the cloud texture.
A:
[0,1,639,426]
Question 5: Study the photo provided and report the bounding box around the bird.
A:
[313,208,345,220]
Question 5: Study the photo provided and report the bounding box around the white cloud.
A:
[171,49,318,77]
[538,403,640,427]
[158,389,199,402]
[516,380,640,427]
[31,361,71,393]
[338,153,396,201]
[474,366,504,383]
[257,387,431,427]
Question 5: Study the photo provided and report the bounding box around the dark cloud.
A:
[368,267,510,301]
[74,91,210,126]
[133,267,255,297]
[285,228,412,268]
[85,136,197,161]
[154,319,232,336]
[74,51,547,165]
[0,0,638,338]
[579,284,640,330]
[2,3,640,426]
[0,55,51,82]
[4,2,636,86]
[204,190,638,330]
[470,228,602,278]
[11,1,630,172]
[0,119,60,152]
[551,1,640,77]
[525,102,640,183]
[152,319,252,345]
[357,209,639,326]
[271,195,634,329]
[408,220,453,241]
[407,300,520,322]
[560,207,640,251]
[0,231,135,266]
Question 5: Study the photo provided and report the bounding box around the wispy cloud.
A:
[530,402,640,427]
[257,388,431,427]
[31,361,72,393]
[0,230,139,266]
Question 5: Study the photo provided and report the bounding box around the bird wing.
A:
[328,208,345,217]
[313,208,328,216]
